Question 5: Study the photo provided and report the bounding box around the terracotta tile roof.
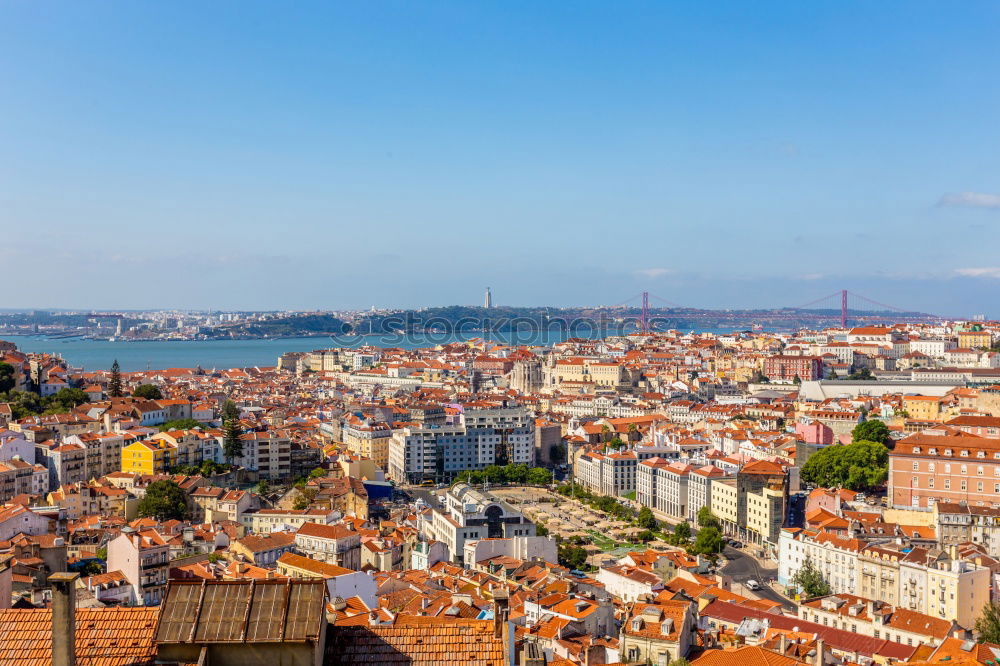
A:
[0,607,158,665]
[234,530,295,553]
[327,616,506,665]
[277,552,354,577]
[691,645,803,666]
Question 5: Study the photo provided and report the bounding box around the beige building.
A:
[798,593,956,647]
[620,600,696,665]
[342,419,393,470]
[710,478,739,534]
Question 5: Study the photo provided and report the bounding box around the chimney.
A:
[779,632,788,655]
[493,589,509,638]
[49,572,80,666]
[814,637,825,666]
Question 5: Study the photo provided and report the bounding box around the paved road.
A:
[400,486,445,509]
[721,546,795,610]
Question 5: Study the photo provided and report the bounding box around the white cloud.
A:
[955,267,1000,279]
[938,192,1000,209]
[633,268,674,279]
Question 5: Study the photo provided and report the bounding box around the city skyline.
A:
[2,2,999,314]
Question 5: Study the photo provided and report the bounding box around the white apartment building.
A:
[687,465,729,523]
[910,339,957,359]
[388,405,534,484]
[658,462,693,519]
[637,457,667,510]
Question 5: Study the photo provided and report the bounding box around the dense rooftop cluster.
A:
[0,319,999,664]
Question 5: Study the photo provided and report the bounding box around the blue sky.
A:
[2,2,999,315]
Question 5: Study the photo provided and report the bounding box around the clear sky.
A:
[2,2,999,316]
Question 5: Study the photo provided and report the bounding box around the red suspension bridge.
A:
[606,290,941,331]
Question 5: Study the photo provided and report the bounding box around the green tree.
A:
[847,367,874,381]
[673,521,692,542]
[309,467,327,479]
[256,480,270,495]
[535,524,549,537]
[108,360,123,398]
[793,374,802,385]
[697,506,721,530]
[49,388,88,410]
[137,480,189,521]
[222,418,243,463]
[0,362,16,393]
[507,464,530,484]
[132,384,163,400]
[222,399,239,422]
[637,506,658,531]
[80,560,104,576]
[690,526,724,560]
[526,467,553,485]
[800,440,889,491]
[558,543,588,570]
[632,529,655,543]
[791,555,831,598]
[827,368,838,380]
[851,420,891,446]
[974,602,1000,644]
[199,460,228,477]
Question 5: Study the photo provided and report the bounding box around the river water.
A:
[5,325,754,372]
[3,331,584,371]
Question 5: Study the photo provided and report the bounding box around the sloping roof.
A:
[692,645,803,666]
[277,552,354,578]
[327,616,505,665]
[155,579,326,644]
[0,607,158,666]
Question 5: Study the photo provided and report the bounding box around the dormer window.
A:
[978,452,986,458]
[661,619,674,635]
[632,618,644,631]
[961,450,970,457]
[913,447,921,454]
[930,448,937,455]
[945,449,952,456]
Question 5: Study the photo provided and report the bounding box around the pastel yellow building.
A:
[121,439,176,475]
[958,330,991,350]
[903,395,942,422]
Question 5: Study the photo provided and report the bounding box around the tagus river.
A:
[7,325,753,372]
[5,331,585,372]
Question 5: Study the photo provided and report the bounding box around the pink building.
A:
[890,433,1000,509]
[796,421,834,446]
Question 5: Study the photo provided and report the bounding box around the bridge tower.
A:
[841,290,848,328]
[641,291,649,333]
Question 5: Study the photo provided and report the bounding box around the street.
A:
[720,546,795,610]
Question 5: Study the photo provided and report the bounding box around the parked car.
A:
[745,579,761,591]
